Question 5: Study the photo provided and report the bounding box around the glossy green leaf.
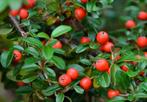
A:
[108,96,126,102]
[32,79,47,90]
[42,45,54,60]
[134,93,147,99]
[80,58,91,65]
[86,2,99,12]
[0,50,13,68]
[54,49,65,55]
[97,73,110,88]
[76,45,88,53]
[42,85,61,96]
[51,25,72,38]
[56,93,64,102]
[22,76,37,83]
[118,53,138,63]
[19,64,39,75]
[45,67,56,78]
[139,82,147,92]
[16,86,32,94]
[25,47,39,58]
[37,32,49,39]
[110,64,119,86]
[89,42,99,49]
[74,86,84,94]
[126,70,139,77]
[9,0,22,10]
[51,56,66,70]
[22,37,43,48]
[0,0,8,12]
[13,45,24,51]
[0,28,13,35]
[115,71,130,91]
[6,70,17,81]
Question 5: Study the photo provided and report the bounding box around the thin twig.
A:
[9,15,27,37]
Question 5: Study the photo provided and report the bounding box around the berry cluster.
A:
[58,68,79,87]
[125,11,147,48]
[58,68,92,91]
[9,0,36,19]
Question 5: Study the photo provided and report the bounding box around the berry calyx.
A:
[66,68,79,80]
[136,36,147,48]
[95,59,109,72]
[53,41,62,49]
[58,74,72,87]
[80,77,92,91]
[19,9,29,19]
[13,50,22,63]
[74,7,86,21]
[96,31,109,45]
[125,20,136,29]
[80,37,91,44]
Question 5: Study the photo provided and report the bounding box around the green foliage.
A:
[0,0,147,102]
[51,25,72,38]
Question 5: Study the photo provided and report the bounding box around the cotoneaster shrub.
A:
[0,0,147,102]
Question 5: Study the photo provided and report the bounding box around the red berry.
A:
[101,42,114,53]
[9,9,19,16]
[17,82,25,86]
[19,9,29,19]
[137,11,147,20]
[120,65,128,72]
[125,20,136,29]
[81,0,88,4]
[66,68,79,80]
[80,77,92,91]
[95,59,109,72]
[96,31,109,45]
[136,36,147,48]
[58,74,72,87]
[80,37,91,44]
[107,89,120,99]
[144,52,147,57]
[53,41,62,49]
[13,50,22,63]
[74,7,86,21]
[24,0,36,9]
[139,71,145,76]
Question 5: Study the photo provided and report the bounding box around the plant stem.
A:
[9,15,27,37]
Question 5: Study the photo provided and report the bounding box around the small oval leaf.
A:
[51,25,72,38]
